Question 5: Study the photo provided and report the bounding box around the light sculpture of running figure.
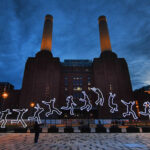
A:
[140,101,150,117]
[28,103,44,124]
[42,98,62,117]
[0,109,12,128]
[108,92,118,113]
[121,100,138,119]
[90,87,104,106]
[79,91,92,112]
[61,96,77,115]
[11,108,28,128]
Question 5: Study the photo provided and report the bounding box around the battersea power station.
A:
[1,15,134,119]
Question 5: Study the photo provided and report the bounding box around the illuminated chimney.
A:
[98,16,112,52]
[41,15,53,51]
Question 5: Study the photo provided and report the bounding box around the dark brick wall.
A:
[18,50,134,119]
[93,51,133,118]
[19,50,61,110]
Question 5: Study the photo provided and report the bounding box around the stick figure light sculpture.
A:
[28,103,44,124]
[90,87,104,106]
[121,100,138,120]
[11,108,28,128]
[108,92,118,113]
[42,98,62,117]
[61,95,77,115]
[0,109,12,128]
[79,91,92,112]
[140,101,150,118]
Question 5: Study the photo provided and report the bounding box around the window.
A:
[73,76,82,86]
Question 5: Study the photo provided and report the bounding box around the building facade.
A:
[0,14,136,120]
[16,15,134,119]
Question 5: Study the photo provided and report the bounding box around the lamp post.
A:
[1,91,8,111]
[30,102,35,126]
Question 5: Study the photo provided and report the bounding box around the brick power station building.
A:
[1,15,134,119]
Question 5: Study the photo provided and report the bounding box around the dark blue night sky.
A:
[0,0,150,90]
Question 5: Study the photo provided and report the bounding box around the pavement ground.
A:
[0,133,150,150]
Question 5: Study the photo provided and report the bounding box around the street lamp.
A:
[30,102,35,108]
[2,92,8,99]
[1,91,8,111]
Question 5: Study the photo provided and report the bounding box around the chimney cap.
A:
[45,14,53,21]
[98,16,107,23]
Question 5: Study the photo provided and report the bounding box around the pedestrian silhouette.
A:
[34,121,41,143]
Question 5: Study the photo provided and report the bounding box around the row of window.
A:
[64,86,91,91]
[64,77,91,85]
[64,76,91,80]
[64,76,91,92]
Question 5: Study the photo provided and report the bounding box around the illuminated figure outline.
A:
[140,101,150,117]
[11,108,28,128]
[42,98,62,116]
[79,91,92,112]
[28,103,44,124]
[108,92,118,113]
[91,87,104,106]
[121,100,138,119]
[0,109,12,128]
[61,95,77,115]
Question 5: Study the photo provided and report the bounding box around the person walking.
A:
[34,121,41,143]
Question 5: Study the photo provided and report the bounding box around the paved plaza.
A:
[0,133,150,150]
